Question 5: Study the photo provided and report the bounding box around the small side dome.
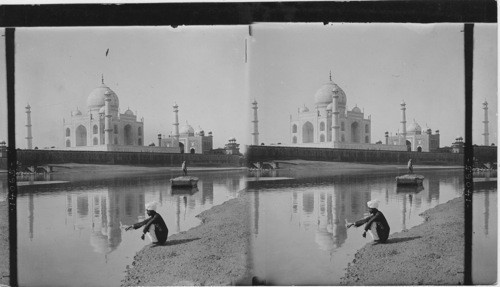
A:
[407,121,422,133]
[180,122,194,135]
[73,108,82,116]
[99,106,106,114]
[300,105,309,113]
[352,106,361,113]
[326,103,333,111]
[195,126,205,136]
[124,109,134,116]
[229,137,236,142]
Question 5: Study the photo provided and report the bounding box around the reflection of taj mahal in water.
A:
[23,174,242,256]
[249,173,467,252]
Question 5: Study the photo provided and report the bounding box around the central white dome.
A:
[314,81,347,107]
[87,84,119,110]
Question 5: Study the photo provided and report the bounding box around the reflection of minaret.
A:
[332,190,347,248]
[201,178,214,205]
[482,101,489,146]
[401,194,407,231]
[25,104,33,149]
[252,191,260,235]
[484,191,489,235]
[292,192,298,214]
[315,191,333,251]
[29,192,34,240]
[176,196,181,232]
[427,177,440,203]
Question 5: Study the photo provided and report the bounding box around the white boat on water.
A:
[170,176,199,187]
[395,174,424,186]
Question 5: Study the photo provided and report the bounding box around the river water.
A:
[12,170,246,287]
[0,167,496,286]
[247,168,497,285]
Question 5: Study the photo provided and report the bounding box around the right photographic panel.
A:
[245,23,497,285]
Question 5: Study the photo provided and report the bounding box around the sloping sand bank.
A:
[122,191,251,286]
[341,197,464,285]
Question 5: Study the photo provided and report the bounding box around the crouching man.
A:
[347,199,390,243]
[126,202,169,245]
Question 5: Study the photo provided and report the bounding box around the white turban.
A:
[145,201,158,211]
[367,200,379,209]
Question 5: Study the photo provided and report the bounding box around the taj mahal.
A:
[288,73,410,151]
[249,72,455,152]
[60,77,213,154]
[289,73,376,149]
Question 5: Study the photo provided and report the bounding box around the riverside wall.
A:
[14,149,242,167]
[246,145,463,165]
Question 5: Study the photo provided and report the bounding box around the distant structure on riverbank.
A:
[385,101,440,152]
[288,72,405,151]
[160,103,214,154]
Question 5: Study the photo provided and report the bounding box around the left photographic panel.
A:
[14,26,251,287]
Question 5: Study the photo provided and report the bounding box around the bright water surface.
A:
[247,169,496,285]
[10,170,246,287]
[0,167,496,286]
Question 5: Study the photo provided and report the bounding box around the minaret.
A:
[400,101,407,145]
[104,93,113,145]
[332,91,340,145]
[173,103,180,143]
[251,100,259,145]
[482,101,489,146]
[25,103,33,149]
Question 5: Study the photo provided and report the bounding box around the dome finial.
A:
[101,74,104,84]
[329,70,332,81]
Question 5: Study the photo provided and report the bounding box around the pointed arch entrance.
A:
[76,125,87,146]
[302,122,314,143]
[351,122,360,143]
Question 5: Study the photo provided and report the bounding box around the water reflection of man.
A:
[125,202,169,245]
[182,161,188,176]
[347,200,390,243]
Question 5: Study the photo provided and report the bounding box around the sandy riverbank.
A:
[122,161,464,286]
[122,190,251,286]
[341,196,464,285]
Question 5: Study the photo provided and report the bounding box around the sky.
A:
[3,26,250,149]
[0,23,497,150]
[248,23,497,147]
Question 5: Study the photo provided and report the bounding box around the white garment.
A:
[367,223,379,241]
[145,201,158,211]
[146,224,158,243]
[367,199,379,209]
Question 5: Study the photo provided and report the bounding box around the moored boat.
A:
[396,174,424,186]
[170,176,199,187]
